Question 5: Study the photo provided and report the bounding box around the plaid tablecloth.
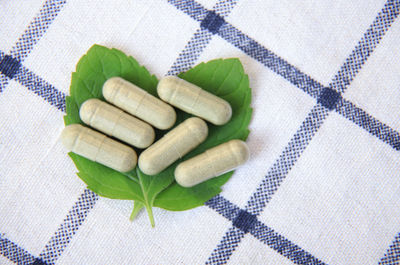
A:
[1,0,400,264]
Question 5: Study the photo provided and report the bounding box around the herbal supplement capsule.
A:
[80,98,155,148]
[61,124,137,172]
[175,139,249,187]
[138,117,208,175]
[103,77,176,130]
[157,76,232,125]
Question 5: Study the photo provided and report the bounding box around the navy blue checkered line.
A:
[218,22,323,99]
[0,234,46,265]
[336,98,400,150]
[16,62,66,112]
[0,51,20,93]
[379,232,400,265]
[167,0,208,21]
[167,0,237,76]
[330,0,400,94]
[168,0,237,22]
[189,0,400,263]
[168,0,400,153]
[9,0,67,62]
[245,103,329,215]
[205,195,326,265]
[167,28,213,76]
[0,50,67,112]
[0,51,9,92]
[38,189,98,264]
[0,54,21,80]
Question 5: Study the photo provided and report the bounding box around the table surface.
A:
[1,0,400,264]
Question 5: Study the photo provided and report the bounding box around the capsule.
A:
[61,124,137,172]
[138,117,208,175]
[80,98,155,148]
[157,76,232,125]
[175,139,249,187]
[103,77,176,130]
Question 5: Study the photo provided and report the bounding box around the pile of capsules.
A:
[61,76,249,188]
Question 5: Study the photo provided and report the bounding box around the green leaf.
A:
[65,45,252,225]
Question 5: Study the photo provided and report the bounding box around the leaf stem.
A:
[130,201,144,221]
[144,203,155,227]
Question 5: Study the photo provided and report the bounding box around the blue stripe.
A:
[0,74,9,93]
[251,221,325,265]
[167,0,237,76]
[212,0,238,17]
[167,28,213,76]
[330,0,400,93]
[9,0,67,62]
[205,194,241,221]
[217,22,323,98]
[379,233,400,265]
[206,226,245,265]
[205,196,246,264]
[0,234,44,265]
[0,55,22,79]
[0,51,10,93]
[167,0,208,22]
[200,11,226,34]
[317,87,341,110]
[205,195,326,265]
[38,189,98,264]
[12,64,66,112]
[245,103,329,215]
[336,98,400,151]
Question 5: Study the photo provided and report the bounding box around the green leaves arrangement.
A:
[64,45,252,226]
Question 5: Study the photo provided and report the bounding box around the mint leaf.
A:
[65,45,252,225]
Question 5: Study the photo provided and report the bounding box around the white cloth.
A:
[1,0,400,264]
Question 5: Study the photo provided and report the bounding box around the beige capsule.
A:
[157,76,232,125]
[175,139,250,187]
[80,98,155,148]
[61,124,137,172]
[138,117,208,175]
[103,77,176,130]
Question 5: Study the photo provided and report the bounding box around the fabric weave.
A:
[1,0,400,264]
